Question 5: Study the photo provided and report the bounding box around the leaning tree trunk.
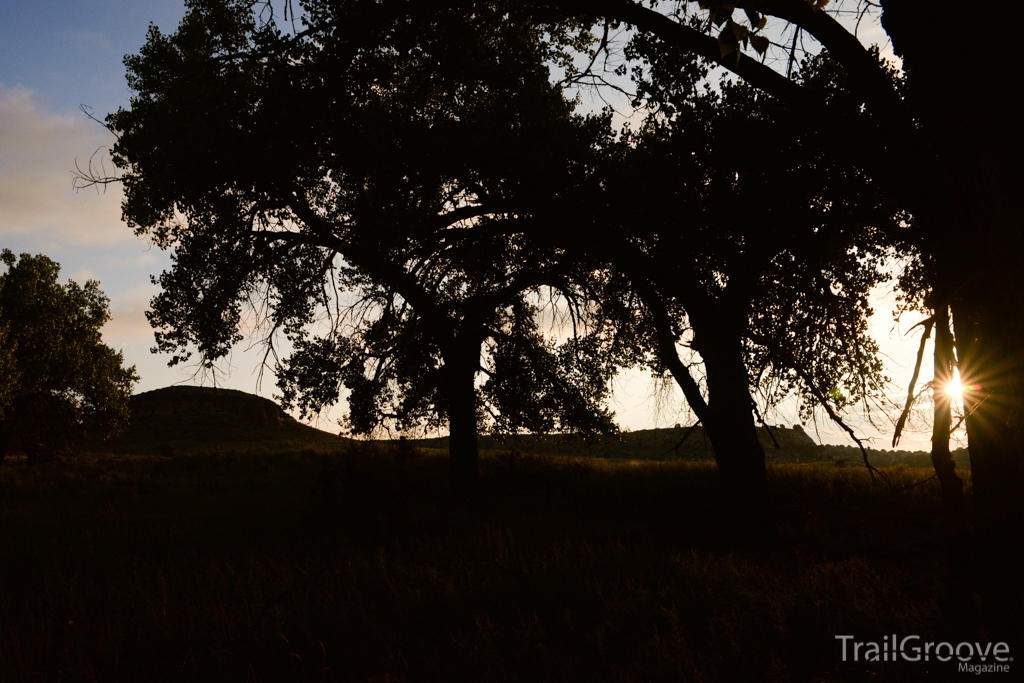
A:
[696,330,776,545]
[645,288,777,545]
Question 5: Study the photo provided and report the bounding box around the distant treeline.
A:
[406,425,964,469]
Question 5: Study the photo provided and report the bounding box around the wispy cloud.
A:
[0,83,125,246]
[73,29,113,52]
[102,282,160,345]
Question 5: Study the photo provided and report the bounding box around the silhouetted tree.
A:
[0,250,139,464]
[106,0,619,499]
[564,52,903,541]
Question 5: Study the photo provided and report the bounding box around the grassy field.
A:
[0,444,974,682]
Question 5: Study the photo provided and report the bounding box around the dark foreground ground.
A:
[0,446,980,681]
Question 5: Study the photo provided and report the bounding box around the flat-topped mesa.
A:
[129,386,293,427]
[91,386,337,455]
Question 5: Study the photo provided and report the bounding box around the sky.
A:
[0,0,944,450]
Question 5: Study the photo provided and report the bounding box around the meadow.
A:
[0,443,971,682]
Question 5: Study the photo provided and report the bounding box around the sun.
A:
[946,380,962,400]
[946,369,963,400]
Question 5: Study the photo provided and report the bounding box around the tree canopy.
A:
[606,50,902,421]
[107,0,629,497]
[0,250,139,463]
[548,49,905,538]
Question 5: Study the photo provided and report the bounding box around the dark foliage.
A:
[108,1,623,458]
[0,250,138,463]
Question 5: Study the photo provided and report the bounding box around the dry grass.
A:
[0,448,969,681]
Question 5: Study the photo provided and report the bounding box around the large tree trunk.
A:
[882,0,1024,638]
[644,287,776,545]
[443,348,480,503]
[953,296,1024,639]
[697,329,776,545]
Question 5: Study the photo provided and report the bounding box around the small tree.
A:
[0,250,139,464]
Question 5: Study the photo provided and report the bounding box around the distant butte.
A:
[92,386,337,455]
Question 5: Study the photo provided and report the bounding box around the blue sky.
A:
[0,1,940,450]
[0,1,186,115]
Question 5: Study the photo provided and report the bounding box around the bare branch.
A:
[893,316,934,447]
[72,147,119,193]
[752,402,781,449]
[657,419,703,458]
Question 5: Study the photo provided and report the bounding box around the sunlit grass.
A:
[0,449,966,681]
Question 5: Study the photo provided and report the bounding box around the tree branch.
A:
[633,280,711,423]
[583,0,810,102]
[893,315,934,447]
[658,419,703,458]
[750,331,885,480]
